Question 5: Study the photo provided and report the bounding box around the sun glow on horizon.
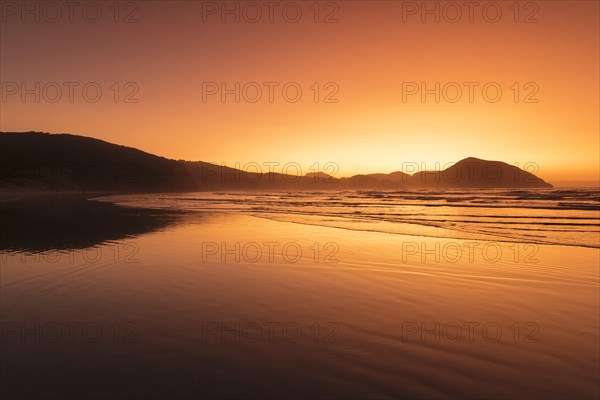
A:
[1,1,598,182]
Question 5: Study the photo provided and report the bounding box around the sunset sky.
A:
[1,1,598,182]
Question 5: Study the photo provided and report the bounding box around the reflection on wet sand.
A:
[1,193,598,399]
[0,194,185,253]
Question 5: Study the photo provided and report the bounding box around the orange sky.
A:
[1,1,598,182]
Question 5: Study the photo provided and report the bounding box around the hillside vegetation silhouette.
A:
[0,132,553,191]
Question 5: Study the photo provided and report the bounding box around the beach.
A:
[1,193,598,399]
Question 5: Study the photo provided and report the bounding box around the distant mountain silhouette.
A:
[305,171,335,180]
[0,132,553,191]
[366,171,412,183]
[182,161,337,190]
[410,157,553,188]
[336,171,413,189]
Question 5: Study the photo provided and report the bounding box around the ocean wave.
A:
[100,189,600,248]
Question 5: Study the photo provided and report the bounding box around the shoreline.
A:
[95,191,600,250]
[2,189,599,250]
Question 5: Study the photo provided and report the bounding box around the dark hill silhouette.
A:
[410,157,552,188]
[0,132,553,191]
[0,132,194,191]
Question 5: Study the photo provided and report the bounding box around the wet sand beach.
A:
[1,193,598,399]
